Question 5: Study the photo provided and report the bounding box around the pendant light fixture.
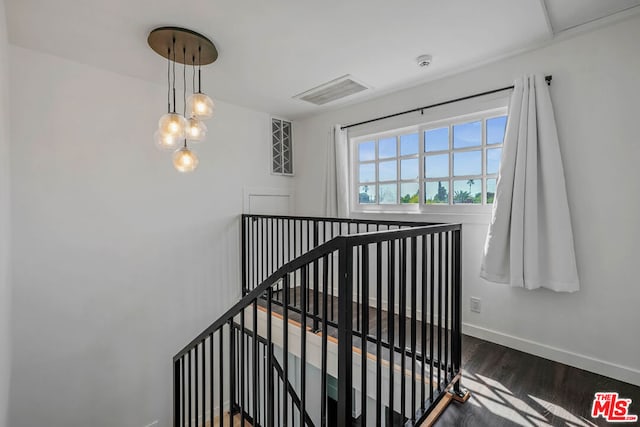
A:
[148,27,218,172]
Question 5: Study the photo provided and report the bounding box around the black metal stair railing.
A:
[173,214,463,427]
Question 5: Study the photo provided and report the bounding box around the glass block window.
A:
[272,118,293,175]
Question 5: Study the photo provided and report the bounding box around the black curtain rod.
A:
[341,75,552,130]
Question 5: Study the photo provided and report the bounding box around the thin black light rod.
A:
[341,75,552,130]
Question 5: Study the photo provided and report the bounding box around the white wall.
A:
[0,0,11,425]
[293,16,640,385]
[8,46,293,427]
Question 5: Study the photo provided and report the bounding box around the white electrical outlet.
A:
[470,297,481,313]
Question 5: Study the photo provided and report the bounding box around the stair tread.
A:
[206,412,251,427]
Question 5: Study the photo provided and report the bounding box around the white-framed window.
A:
[272,117,293,176]
[351,107,507,213]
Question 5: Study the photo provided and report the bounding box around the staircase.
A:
[173,215,469,426]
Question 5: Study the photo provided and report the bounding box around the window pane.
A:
[379,183,397,204]
[400,158,418,180]
[378,137,396,159]
[358,141,375,161]
[487,116,507,145]
[379,160,397,181]
[425,181,449,204]
[487,178,497,204]
[359,163,375,183]
[453,121,481,148]
[359,185,376,204]
[400,182,419,204]
[425,154,449,178]
[453,179,481,204]
[400,133,419,156]
[425,127,449,152]
[487,148,502,175]
[453,150,481,176]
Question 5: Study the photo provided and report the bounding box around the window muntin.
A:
[353,109,507,211]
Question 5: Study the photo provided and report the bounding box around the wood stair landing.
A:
[206,412,251,427]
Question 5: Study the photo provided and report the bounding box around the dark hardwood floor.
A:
[436,335,640,427]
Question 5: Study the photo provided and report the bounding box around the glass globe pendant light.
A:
[173,143,199,173]
[156,42,186,140]
[147,27,218,171]
[186,116,207,142]
[187,47,215,119]
[158,113,187,138]
[154,129,180,151]
[187,92,215,119]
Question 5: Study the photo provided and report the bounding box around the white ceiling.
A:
[6,0,640,119]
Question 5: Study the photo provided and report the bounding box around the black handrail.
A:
[175,222,458,360]
[243,213,435,227]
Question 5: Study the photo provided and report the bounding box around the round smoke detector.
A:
[416,54,432,67]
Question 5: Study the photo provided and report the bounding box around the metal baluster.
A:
[306,221,311,309]
[269,217,273,278]
[277,374,281,427]
[242,216,247,295]
[283,275,289,427]
[453,229,462,395]
[229,319,235,424]
[267,288,274,427]
[209,334,213,427]
[321,255,329,427]
[356,227,361,333]
[411,236,417,419]
[182,356,186,427]
[201,342,205,427]
[240,309,246,426]
[430,234,435,403]
[253,218,257,290]
[293,220,297,307]
[387,240,395,426]
[193,344,198,426]
[337,240,353,427]
[188,350,192,427]
[263,339,266,425]
[219,328,224,425]
[263,218,267,287]
[400,238,407,421]
[173,360,179,427]
[253,300,258,423]
[274,218,278,273]
[313,222,319,332]
[376,242,383,426]
[300,265,308,427]
[330,222,335,321]
[444,232,449,385]
[361,244,369,427]
[438,233,443,390]
[421,235,427,410]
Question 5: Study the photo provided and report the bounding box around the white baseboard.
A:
[462,323,640,387]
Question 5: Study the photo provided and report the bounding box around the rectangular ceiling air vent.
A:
[294,75,370,106]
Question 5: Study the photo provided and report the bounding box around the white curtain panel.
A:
[323,125,349,217]
[481,75,579,292]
